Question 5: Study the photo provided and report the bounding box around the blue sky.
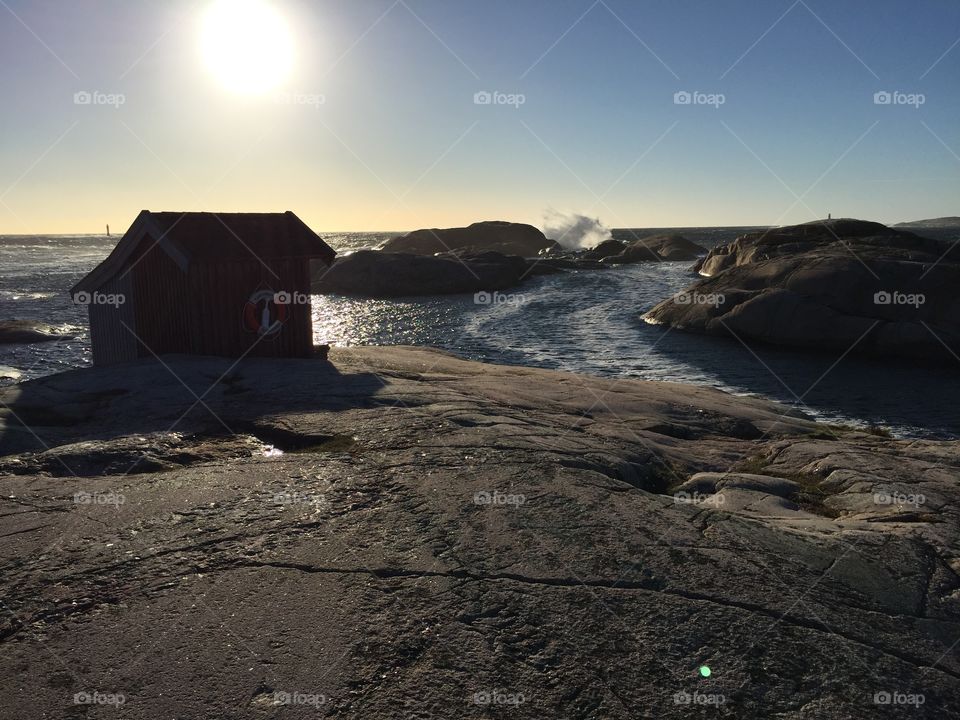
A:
[0,0,957,232]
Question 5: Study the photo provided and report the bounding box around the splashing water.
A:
[540,210,612,251]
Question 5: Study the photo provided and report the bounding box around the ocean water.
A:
[2,229,958,438]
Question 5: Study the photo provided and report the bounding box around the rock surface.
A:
[0,347,958,718]
[604,233,706,264]
[644,219,960,361]
[526,233,705,275]
[895,217,960,229]
[0,320,68,344]
[312,250,530,297]
[381,221,558,257]
[581,238,626,260]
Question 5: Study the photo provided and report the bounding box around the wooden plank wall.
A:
[189,258,314,359]
[88,272,137,365]
[130,241,194,358]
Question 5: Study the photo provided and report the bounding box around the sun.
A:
[200,0,294,95]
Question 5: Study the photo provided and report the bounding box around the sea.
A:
[2,227,959,439]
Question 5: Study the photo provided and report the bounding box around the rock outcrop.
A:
[535,234,705,270]
[312,250,530,297]
[0,320,67,344]
[895,216,960,229]
[581,238,626,260]
[0,348,958,718]
[644,219,960,361]
[381,221,558,257]
[604,233,706,264]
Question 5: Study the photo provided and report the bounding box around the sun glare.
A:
[200,0,294,95]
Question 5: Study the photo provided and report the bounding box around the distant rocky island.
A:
[313,221,706,298]
[895,216,960,228]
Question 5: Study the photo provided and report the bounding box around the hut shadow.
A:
[0,352,389,464]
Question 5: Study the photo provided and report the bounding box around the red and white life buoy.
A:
[242,289,288,337]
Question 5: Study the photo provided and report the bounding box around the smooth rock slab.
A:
[0,347,957,718]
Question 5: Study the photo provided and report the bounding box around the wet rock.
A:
[603,233,706,263]
[644,219,960,361]
[0,320,69,345]
[582,238,626,260]
[312,250,529,297]
[381,221,558,257]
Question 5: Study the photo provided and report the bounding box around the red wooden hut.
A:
[71,210,336,365]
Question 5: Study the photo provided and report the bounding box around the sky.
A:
[0,0,958,234]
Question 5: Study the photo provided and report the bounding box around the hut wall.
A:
[128,240,194,358]
[88,272,138,365]
[189,258,314,359]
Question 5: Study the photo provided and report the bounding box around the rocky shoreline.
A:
[1,347,957,718]
[312,221,707,298]
[644,219,960,362]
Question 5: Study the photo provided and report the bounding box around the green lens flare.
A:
[699,665,711,678]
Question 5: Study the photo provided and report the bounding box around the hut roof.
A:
[73,210,336,293]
